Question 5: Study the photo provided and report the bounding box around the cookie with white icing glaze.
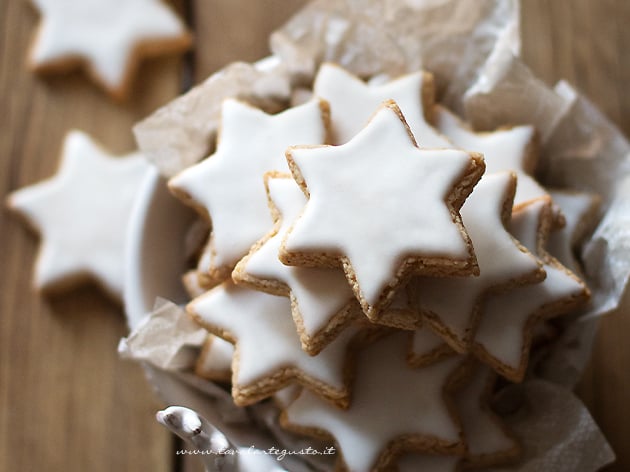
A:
[408,325,457,368]
[233,173,361,355]
[281,332,467,471]
[547,190,601,276]
[169,98,330,283]
[396,364,520,471]
[7,129,150,301]
[187,281,357,407]
[28,0,192,100]
[314,63,450,146]
[472,197,590,382]
[280,100,485,322]
[194,334,233,383]
[408,172,545,350]
[435,106,545,207]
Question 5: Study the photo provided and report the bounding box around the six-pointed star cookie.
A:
[396,364,521,471]
[435,106,546,206]
[169,98,329,283]
[187,281,356,407]
[314,63,450,146]
[281,332,465,471]
[547,190,601,276]
[409,172,545,350]
[28,0,192,100]
[472,197,590,382]
[280,100,485,321]
[233,173,361,355]
[7,130,150,301]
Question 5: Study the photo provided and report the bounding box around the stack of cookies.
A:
[167,63,599,471]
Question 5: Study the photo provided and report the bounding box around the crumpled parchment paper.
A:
[128,0,630,469]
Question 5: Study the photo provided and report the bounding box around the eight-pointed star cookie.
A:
[472,197,590,382]
[187,281,356,407]
[28,0,192,100]
[7,130,150,301]
[281,332,466,472]
[280,101,485,321]
[435,106,546,207]
[408,172,545,351]
[314,63,450,146]
[169,98,329,283]
[233,173,361,355]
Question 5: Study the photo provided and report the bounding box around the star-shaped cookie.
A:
[409,172,545,351]
[314,63,450,146]
[169,98,329,283]
[7,130,150,301]
[187,281,356,407]
[472,197,590,382]
[281,332,465,471]
[396,364,520,470]
[28,0,192,100]
[233,173,361,355]
[547,190,601,276]
[435,106,546,207]
[280,101,485,321]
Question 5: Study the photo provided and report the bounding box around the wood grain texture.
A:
[1,0,628,471]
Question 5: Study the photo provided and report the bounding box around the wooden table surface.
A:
[1,1,628,471]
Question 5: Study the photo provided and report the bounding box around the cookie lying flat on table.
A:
[409,172,545,350]
[169,98,329,285]
[233,173,361,356]
[314,63,450,146]
[280,100,485,322]
[281,332,467,472]
[187,281,357,407]
[472,197,590,382]
[28,0,192,100]
[7,130,150,301]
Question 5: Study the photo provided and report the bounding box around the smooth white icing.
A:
[456,366,517,458]
[197,335,234,376]
[314,63,450,146]
[474,199,586,370]
[414,173,542,345]
[547,190,599,275]
[436,106,546,206]
[31,0,188,88]
[8,130,150,299]
[285,333,461,471]
[190,282,351,392]
[239,176,357,337]
[170,99,327,271]
[411,325,448,358]
[284,104,475,312]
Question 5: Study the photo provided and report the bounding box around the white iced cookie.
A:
[281,333,465,471]
[547,190,601,276]
[7,130,150,301]
[435,106,545,206]
[233,173,360,355]
[411,172,545,350]
[29,0,192,100]
[472,197,589,382]
[314,63,450,146]
[281,101,485,321]
[169,98,329,283]
[194,334,234,383]
[187,281,356,407]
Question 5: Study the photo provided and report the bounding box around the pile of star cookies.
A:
[169,63,600,471]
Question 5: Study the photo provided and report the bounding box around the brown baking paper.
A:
[129,0,630,469]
